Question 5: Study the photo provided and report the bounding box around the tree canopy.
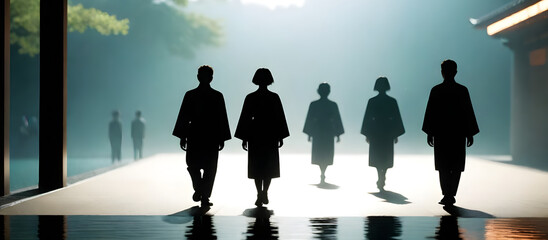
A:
[10,0,221,58]
[10,0,130,57]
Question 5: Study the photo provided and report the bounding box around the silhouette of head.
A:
[135,110,142,118]
[252,68,274,86]
[197,65,214,83]
[112,110,120,119]
[441,60,457,79]
[317,83,331,98]
[374,77,390,92]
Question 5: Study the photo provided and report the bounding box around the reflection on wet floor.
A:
[246,217,278,240]
[185,215,216,240]
[310,218,337,239]
[365,216,401,240]
[433,216,462,240]
[2,215,548,239]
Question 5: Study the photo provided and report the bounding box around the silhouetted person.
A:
[235,68,290,207]
[303,83,344,184]
[131,110,146,160]
[423,59,479,206]
[109,110,122,162]
[173,65,231,208]
[365,216,401,240]
[361,77,405,191]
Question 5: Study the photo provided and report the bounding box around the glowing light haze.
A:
[10,0,510,158]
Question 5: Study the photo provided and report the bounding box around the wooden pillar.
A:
[1,0,10,196]
[39,0,67,190]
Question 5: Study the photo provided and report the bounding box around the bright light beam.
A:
[487,0,548,36]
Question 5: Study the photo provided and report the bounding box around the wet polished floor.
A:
[2,154,548,239]
[3,214,548,239]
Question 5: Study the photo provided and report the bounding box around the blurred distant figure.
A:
[361,77,405,192]
[19,116,39,137]
[19,116,30,136]
[131,110,146,160]
[16,115,39,158]
[173,65,231,208]
[303,83,344,184]
[29,116,39,136]
[109,110,123,162]
[235,68,290,207]
[422,59,479,206]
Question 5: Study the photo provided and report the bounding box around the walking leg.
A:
[262,178,271,204]
[254,179,263,207]
[319,165,327,184]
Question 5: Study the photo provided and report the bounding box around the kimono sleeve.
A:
[422,88,437,136]
[391,99,405,138]
[463,88,479,137]
[218,94,232,142]
[235,95,252,141]
[275,94,290,140]
[361,99,373,137]
[303,102,315,136]
[172,92,191,139]
[333,102,345,136]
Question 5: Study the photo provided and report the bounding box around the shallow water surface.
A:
[3,215,548,239]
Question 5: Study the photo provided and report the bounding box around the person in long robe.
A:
[303,83,344,184]
[173,65,231,208]
[235,68,290,207]
[109,110,122,163]
[361,77,405,191]
[422,59,479,206]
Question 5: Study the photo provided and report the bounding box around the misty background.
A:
[11,0,511,160]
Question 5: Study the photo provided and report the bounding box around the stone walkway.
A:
[0,154,546,217]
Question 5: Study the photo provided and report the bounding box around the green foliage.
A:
[67,4,129,35]
[10,0,40,56]
[10,0,223,58]
[167,12,223,58]
[10,0,130,57]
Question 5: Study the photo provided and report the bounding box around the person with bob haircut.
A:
[361,77,405,192]
[235,68,290,207]
[303,82,344,184]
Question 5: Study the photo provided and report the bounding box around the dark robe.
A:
[235,89,290,179]
[422,80,479,172]
[173,84,232,149]
[172,84,231,199]
[303,99,344,166]
[361,94,405,169]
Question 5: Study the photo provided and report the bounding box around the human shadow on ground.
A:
[243,207,274,218]
[369,190,411,205]
[162,206,211,224]
[443,205,495,218]
[311,182,340,190]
